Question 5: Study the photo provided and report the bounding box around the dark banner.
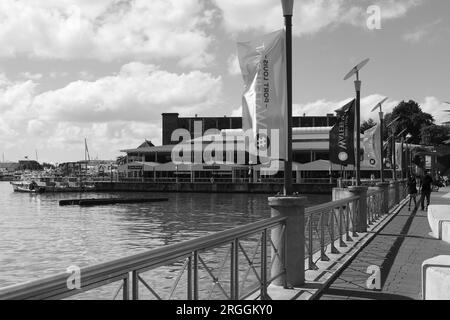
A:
[329,99,355,166]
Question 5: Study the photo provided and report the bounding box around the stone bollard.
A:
[268,195,307,287]
[348,186,369,233]
[376,182,390,215]
[391,181,400,205]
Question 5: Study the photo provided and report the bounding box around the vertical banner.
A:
[361,124,381,169]
[329,99,356,166]
[395,142,403,171]
[237,30,287,164]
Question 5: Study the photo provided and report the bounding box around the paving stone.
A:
[317,190,450,300]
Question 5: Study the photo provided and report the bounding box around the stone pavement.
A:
[317,187,450,300]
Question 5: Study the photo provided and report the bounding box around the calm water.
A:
[0,181,330,294]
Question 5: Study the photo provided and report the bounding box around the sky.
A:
[0,0,449,163]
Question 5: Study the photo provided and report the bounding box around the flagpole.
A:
[379,112,385,182]
[282,0,293,195]
[344,59,369,187]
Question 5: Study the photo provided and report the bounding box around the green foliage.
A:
[361,118,376,133]
[420,125,450,146]
[384,100,434,144]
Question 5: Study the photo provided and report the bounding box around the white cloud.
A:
[32,62,223,123]
[0,63,224,160]
[213,0,423,36]
[293,94,400,123]
[0,0,214,68]
[403,19,442,43]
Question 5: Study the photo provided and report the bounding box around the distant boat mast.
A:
[85,138,91,162]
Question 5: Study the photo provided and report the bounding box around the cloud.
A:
[403,19,443,43]
[0,63,224,160]
[0,0,214,68]
[213,0,423,36]
[294,94,400,122]
[32,62,223,123]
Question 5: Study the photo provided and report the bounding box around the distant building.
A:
[162,113,338,145]
[0,162,20,172]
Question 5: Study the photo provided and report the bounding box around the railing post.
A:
[376,182,390,215]
[348,186,368,233]
[268,196,307,287]
[131,271,139,300]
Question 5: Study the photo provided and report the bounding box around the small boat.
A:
[11,181,45,193]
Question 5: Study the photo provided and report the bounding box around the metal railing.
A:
[304,196,359,270]
[367,189,384,225]
[0,217,286,300]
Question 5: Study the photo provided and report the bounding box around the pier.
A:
[4,179,448,300]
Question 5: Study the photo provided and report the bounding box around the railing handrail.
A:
[305,196,359,215]
[0,216,286,300]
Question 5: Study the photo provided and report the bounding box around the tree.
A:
[361,118,376,133]
[384,100,434,144]
[421,125,450,146]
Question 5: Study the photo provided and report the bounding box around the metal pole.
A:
[284,14,293,196]
[379,112,385,182]
[355,77,362,186]
[401,137,405,180]
[392,127,397,181]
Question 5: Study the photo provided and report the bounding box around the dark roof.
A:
[137,140,155,149]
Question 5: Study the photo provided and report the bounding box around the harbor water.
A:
[0,181,331,298]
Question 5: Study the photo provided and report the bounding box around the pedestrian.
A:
[419,171,433,211]
[407,175,417,211]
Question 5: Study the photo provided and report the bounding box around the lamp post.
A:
[344,58,370,186]
[281,0,294,195]
[371,97,388,182]
[387,116,401,181]
[397,128,408,180]
[405,133,413,176]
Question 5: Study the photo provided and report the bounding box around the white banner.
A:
[362,124,381,169]
[395,142,403,170]
[237,29,287,164]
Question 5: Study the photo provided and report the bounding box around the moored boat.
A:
[11,181,45,193]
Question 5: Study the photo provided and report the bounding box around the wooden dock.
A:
[59,197,169,206]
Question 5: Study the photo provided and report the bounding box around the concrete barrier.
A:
[427,205,450,243]
[422,256,450,300]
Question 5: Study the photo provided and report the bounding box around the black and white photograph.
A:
[0,0,450,308]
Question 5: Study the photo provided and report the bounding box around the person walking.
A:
[407,175,418,211]
[419,172,433,211]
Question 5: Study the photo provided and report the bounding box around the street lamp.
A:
[397,128,408,180]
[405,133,413,176]
[387,116,401,180]
[344,58,370,186]
[281,0,294,195]
[371,97,388,182]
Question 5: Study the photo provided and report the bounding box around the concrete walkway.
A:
[317,187,450,300]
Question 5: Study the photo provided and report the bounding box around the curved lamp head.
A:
[344,58,370,81]
[281,0,294,16]
[371,97,388,112]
